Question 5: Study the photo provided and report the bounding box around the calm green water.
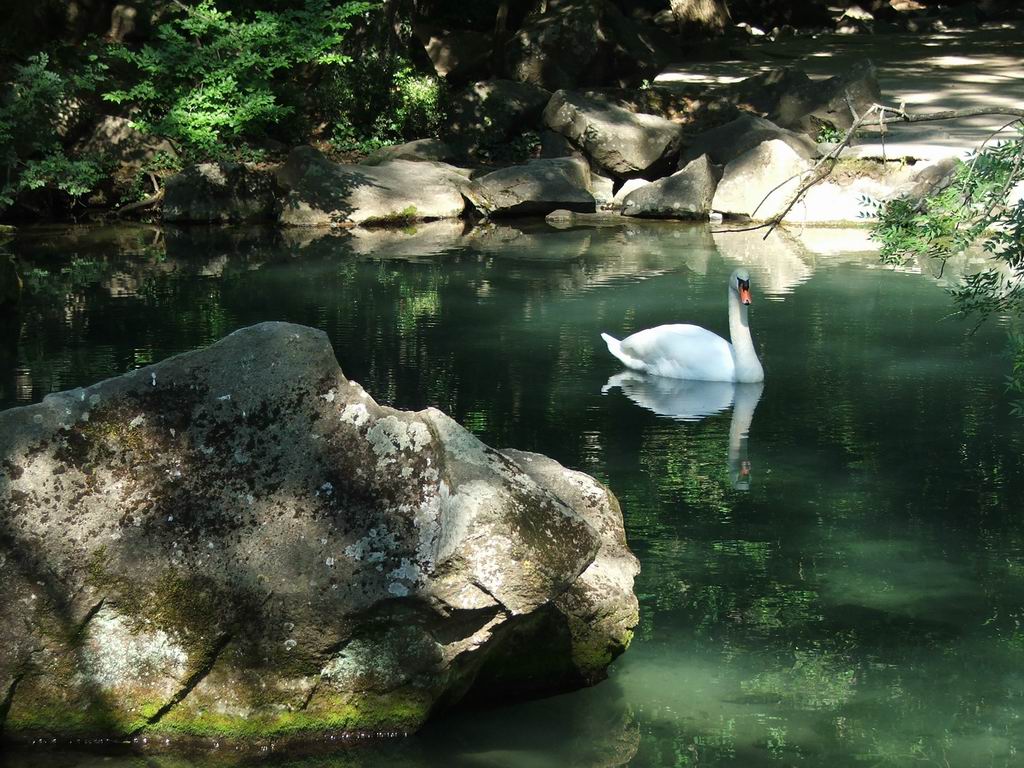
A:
[2,222,1023,767]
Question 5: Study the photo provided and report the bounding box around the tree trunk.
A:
[670,0,732,35]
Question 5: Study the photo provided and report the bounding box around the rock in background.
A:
[543,90,683,179]
[0,322,638,747]
[446,79,552,156]
[712,139,810,220]
[275,147,471,226]
[621,154,721,219]
[504,0,673,92]
[466,157,596,216]
[163,162,278,224]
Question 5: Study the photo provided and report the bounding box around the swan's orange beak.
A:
[739,284,752,305]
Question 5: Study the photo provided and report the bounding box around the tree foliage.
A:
[103,0,377,156]
[871,125,1023,320]
[869,122,1024,412]
[0,52,108,211]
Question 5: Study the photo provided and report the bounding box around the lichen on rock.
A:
[0,322,639,750]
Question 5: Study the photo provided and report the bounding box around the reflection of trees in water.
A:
[5,225,1024,766]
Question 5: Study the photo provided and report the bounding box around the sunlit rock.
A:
[621,154,721,220]
[0,322,638,748]
[465,157,596,217]
[276,147,471,226]
[678,113,818,168]
[363,139,458,166]
[543,90,683,179]
[713,140,811,221]
[773,60,882,137]
[784,157,957,224]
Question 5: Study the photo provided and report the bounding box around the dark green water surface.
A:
[2,222,1023,767]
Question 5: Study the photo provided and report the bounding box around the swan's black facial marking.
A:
[737,277,752,305]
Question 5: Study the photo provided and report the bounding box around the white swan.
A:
[601,268,764,383]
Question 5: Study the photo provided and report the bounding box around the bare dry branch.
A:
[115,187,165,218]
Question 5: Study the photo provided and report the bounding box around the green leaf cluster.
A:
[870,125,1024,319]
[324,50,448,153]
[0,52,108,211]
[103,0,377,156]
[869,122,1024,410]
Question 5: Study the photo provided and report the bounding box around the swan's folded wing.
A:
[620,324,735,381]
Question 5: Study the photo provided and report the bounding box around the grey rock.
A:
[540,129,581,159]
[703,67,814,119]
[78,115,177,170]
[276,146,470,226]
[622,154,721,219]
[679,113,819,168]
[505,0,673,92]
[363,139,458,166]
[590,171,616,208]
[466,157,596,217]
[773,60,882,136]
[163,162,278,224]
[712,139,811,220]
[543,90,683,179]
[413,23,493,82]
[0,322,638,745]
[612,178,651,205]
[447,79,552,154]
[503,450,639,683]
[504,0,609,91]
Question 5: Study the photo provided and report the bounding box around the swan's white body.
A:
[601,268,764,383]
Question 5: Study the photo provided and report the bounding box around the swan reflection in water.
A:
[603,372,764,490]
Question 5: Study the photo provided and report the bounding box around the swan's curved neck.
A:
[728,289,764,383]
[728,382,763,489]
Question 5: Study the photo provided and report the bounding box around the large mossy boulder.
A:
[0,322,638,748]
[466,157,596,217]
[163,162,278,224]
[275,147,470,226]
[543,90,683,179]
